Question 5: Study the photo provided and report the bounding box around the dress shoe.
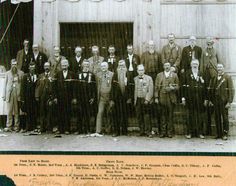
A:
[148,134,153,138]
[112,134,118,137]
[222,136,228,140]
[14,127,20,133]
[159,134,165,138]
[199,134,205,139]
[65,131,70,135]
[20,129,26,133]
[74,131,79,135]
[139,133,146,137]
[214,136,220,139]
[3,127,12,132]
[185,134,191,139]
[167,134,173,138]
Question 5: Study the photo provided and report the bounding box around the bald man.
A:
[55,59,76,134]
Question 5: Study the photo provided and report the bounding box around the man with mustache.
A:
[161,33,181,73]
[155,62,179,138]
[208,64,234,140]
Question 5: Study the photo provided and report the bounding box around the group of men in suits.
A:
[2,35,234,140]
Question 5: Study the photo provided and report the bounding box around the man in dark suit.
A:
[208,64,235,140]
[141,40,162,82]
[105,45,119,72]
[155,62,179,138]
[16,39,32,73]
[55,59,75,134]
[125,44,140,83]
[73,60,97,134]
[182,59,207,139]
[31,44,48,74]
[20,62,38,132]
[111,60,130,136]
[179,36,202,103]
[69,46,84,74]
[180,36,202,74]
[35,62,57,133]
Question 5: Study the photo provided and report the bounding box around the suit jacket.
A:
[4,69,24,102]
[48,55,66,77]
[75,71,96,103]
[96,70,114,102]
[161,43,181,69]
[20,73,38,112]
[69,56,84,74]
[201,47,219,78]
[125,53,140,73]
[134,74,153,105]
[208,73,234,104]
[88,56,104,75]
[180,45,202,71]
[105,55,119,72]
[16,49,32,73]
[31,52,48,74]
[141,51,162,73]
[155,71,179,104]
[182,69,206,110]
[55,70,75,103]
[35,72,55,100]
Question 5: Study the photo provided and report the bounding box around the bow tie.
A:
[139,76,143,79]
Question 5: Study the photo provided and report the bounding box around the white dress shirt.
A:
[128,54,134,71]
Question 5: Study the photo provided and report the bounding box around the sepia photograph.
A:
[1,0,236,185]
[0,0,235,154]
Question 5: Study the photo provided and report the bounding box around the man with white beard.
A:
[3,59,24,132]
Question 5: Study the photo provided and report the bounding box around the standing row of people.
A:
[2,34,234,140]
